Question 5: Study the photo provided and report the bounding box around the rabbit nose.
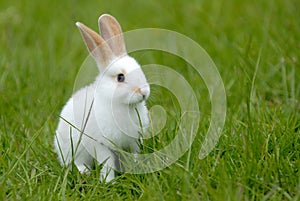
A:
[139,85,150,100]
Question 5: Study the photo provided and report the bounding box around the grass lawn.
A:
[0,0,299,200]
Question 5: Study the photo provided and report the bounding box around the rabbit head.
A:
[76,14,150,105]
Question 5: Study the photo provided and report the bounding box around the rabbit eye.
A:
[117,73,125,82]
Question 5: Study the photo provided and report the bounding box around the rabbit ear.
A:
[98,14,127,57]
[76,22,114,70]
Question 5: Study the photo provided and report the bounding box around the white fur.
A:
[54,16,150,182]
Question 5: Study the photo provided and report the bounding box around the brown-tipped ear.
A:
[76,22,114,69]
[98,14,127,57]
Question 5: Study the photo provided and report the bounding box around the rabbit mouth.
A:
[128,94,147,105]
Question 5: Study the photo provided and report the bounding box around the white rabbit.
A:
[54,14,150,182]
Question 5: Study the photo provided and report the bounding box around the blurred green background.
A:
[0,0,299,200]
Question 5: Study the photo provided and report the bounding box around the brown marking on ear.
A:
[98,14,127,57]
[76,22,104,53]
[76,22,114,69]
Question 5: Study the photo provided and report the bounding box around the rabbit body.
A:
[54,14,150,182]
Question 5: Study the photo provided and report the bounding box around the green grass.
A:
[1,0,300,200]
